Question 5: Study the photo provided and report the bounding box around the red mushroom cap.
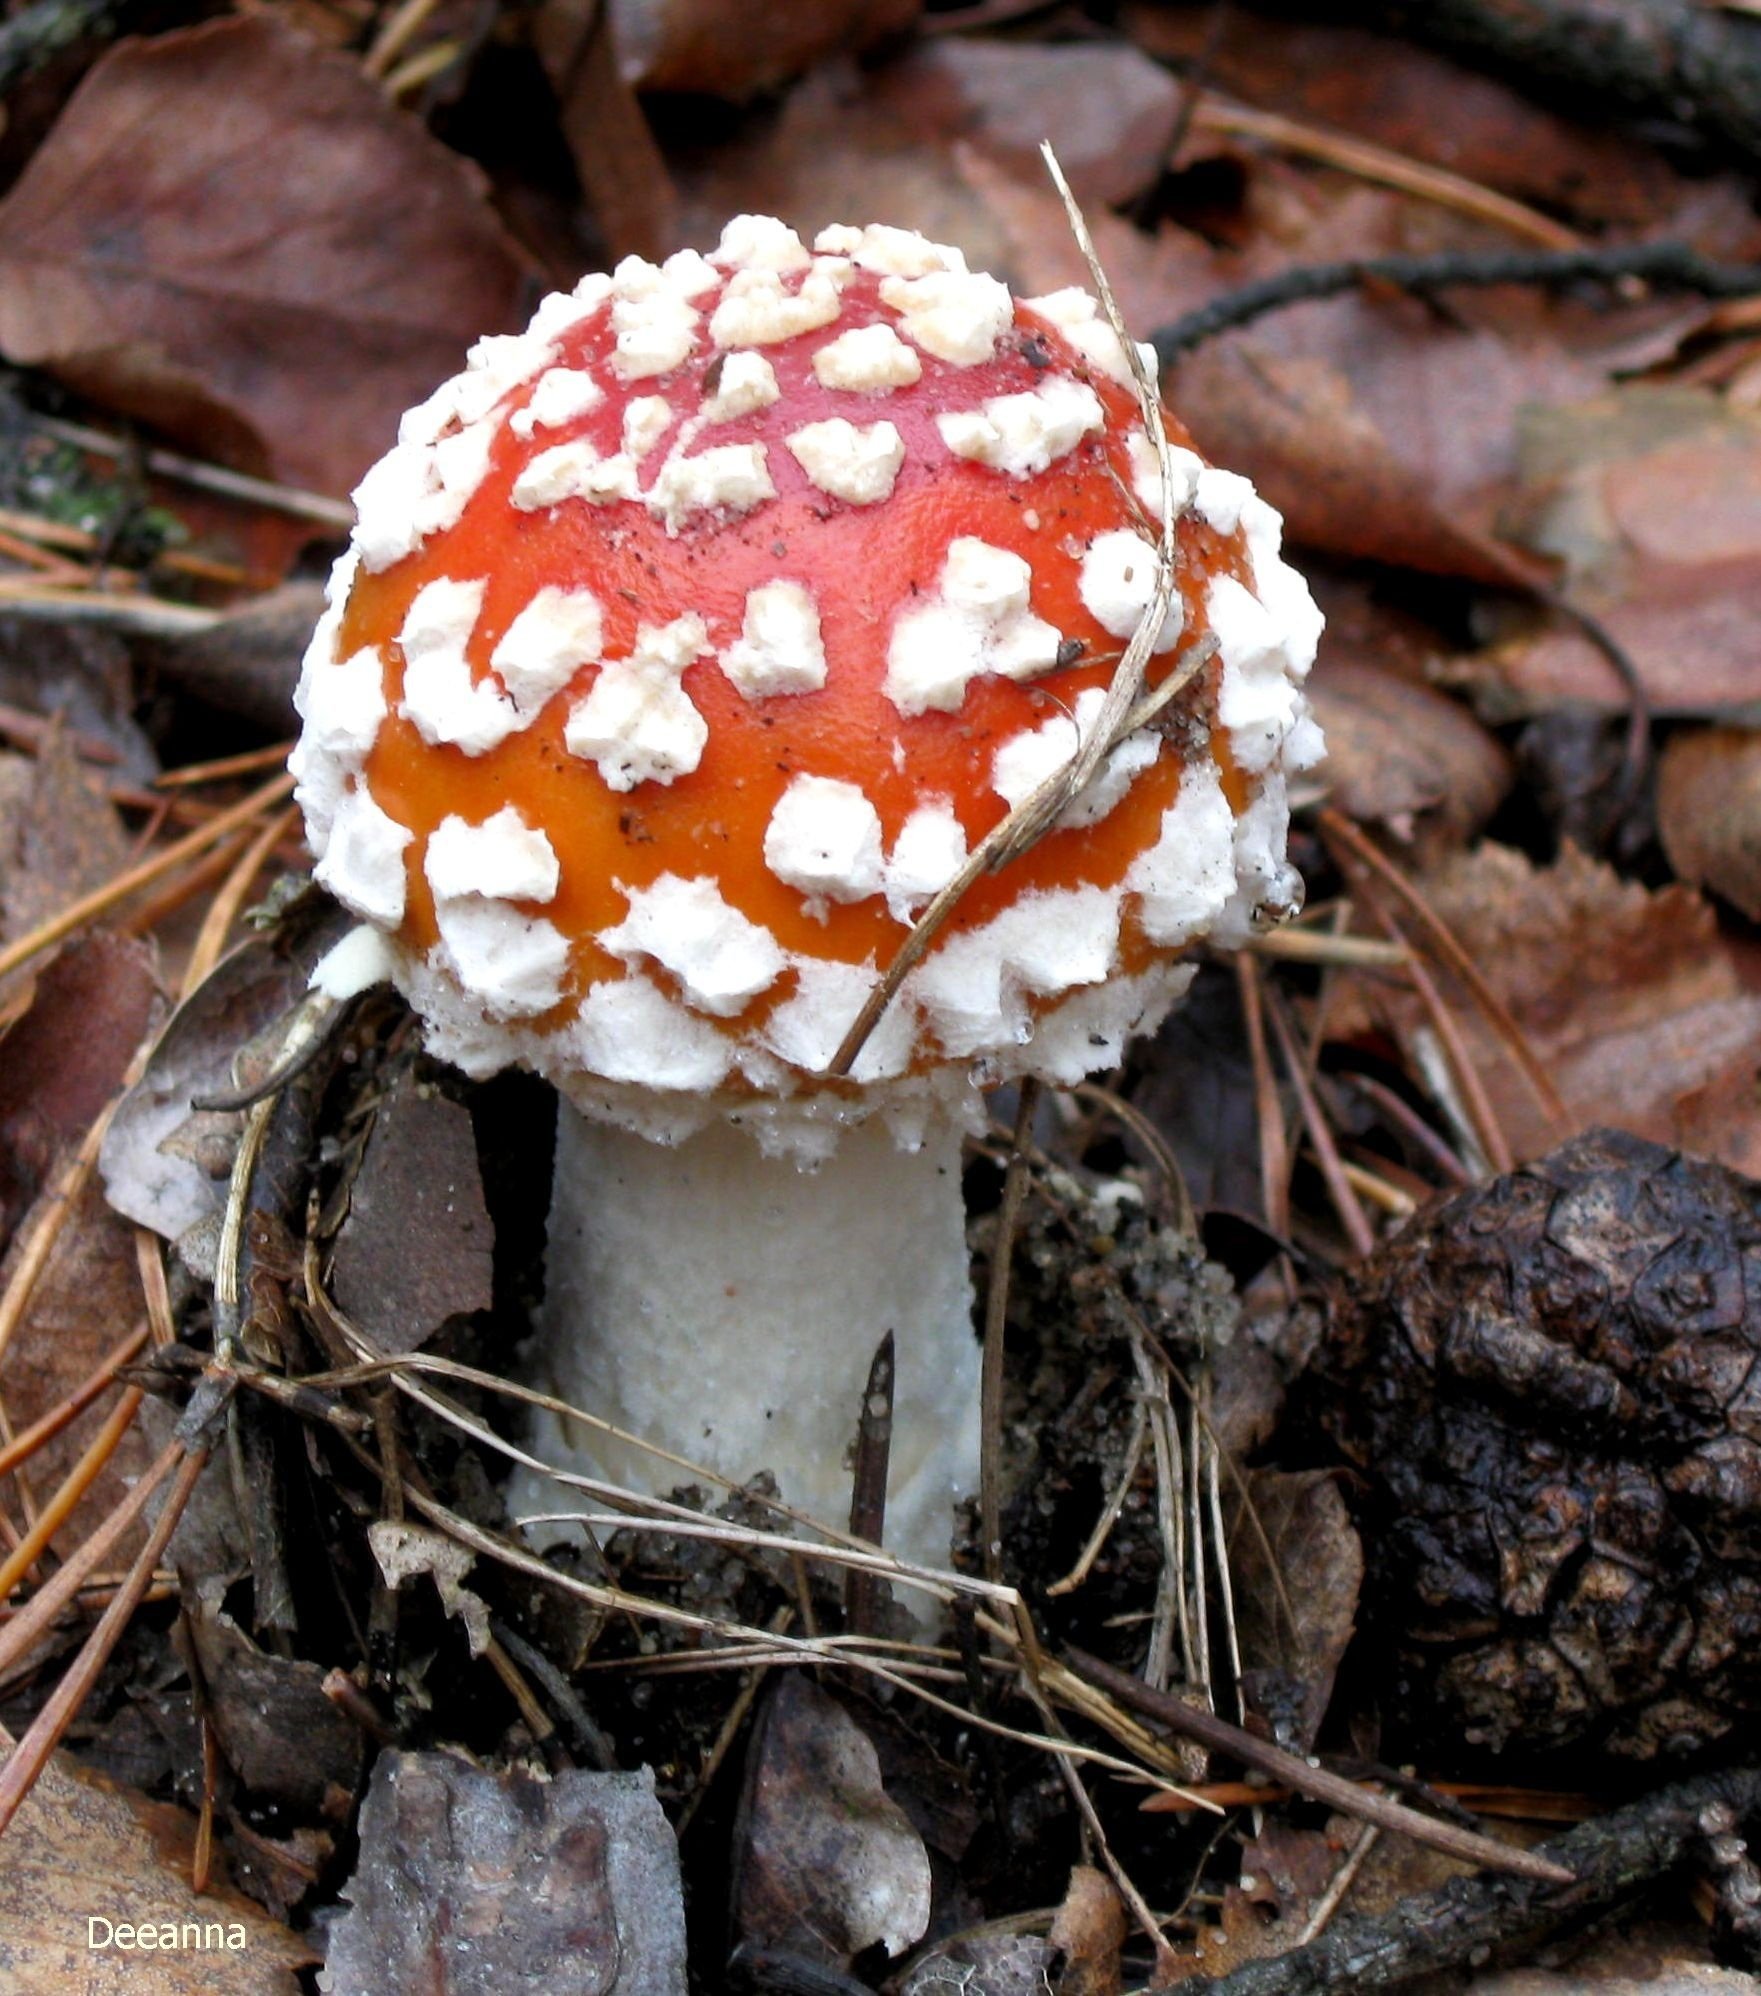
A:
[291,218,1322,1154]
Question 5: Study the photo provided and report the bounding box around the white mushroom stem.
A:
[511,1107,982,1582]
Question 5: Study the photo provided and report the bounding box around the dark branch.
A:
[1269,0,1761,167]
[1153,1763,1761,1995]
[1150,241,1761,363]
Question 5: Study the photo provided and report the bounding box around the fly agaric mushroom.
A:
[290,216,1323,1580]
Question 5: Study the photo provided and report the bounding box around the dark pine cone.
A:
[1310,1127,1761,1764]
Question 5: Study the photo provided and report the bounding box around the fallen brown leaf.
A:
[1310,652,1513,853]
[899,1933,1059,1995]
[1120,4,1693,232]
[869,38,1184,207]
[1047,1863,1127,1996]
[675,64,1013,274]
[735,1675,932,1969]
[0,614,155,780]
[0,16,531,495]
[1658,727,1761,922]
[1156,1820,1344,1984]
[100,897,352,1265]
[1337,842,1761,1177]
[1231,1469,1363,1754]
[0,932,159,1238]
[181,1600,365,1813]
[1447,389,1761,718]
[615,0,919,98]
[142,584,323,736]
[0,732,129,954]
[0,1729,313,1992]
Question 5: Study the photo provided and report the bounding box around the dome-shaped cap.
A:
[291,216,1324,1155]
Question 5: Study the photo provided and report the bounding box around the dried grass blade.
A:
[0,1444,208,1836]
[0,1388,144,1607]
[0,1323,149,1482]
[0,769,294,987]
[0,1436,185,1682]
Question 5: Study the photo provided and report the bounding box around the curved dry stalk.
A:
[1047,1400,1149,1598]
[373,1453,1209,1803]
[1070,1080,1197,1238]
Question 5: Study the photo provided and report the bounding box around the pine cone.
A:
[1312,1127,1761,1762]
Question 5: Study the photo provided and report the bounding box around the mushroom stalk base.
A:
[511,1107,982,1583]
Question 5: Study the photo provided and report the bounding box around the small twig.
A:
[1297,1822,1382,1947]
[490,1619,618,1773]
[845,1332,895,1636]
[1347,1073,1473,1190]
[193,1018,347,1115]
[484,1634,568,1771]
[1067,1648,1574,1888]
[28,415,353,527]
[982,1082,1038,1585]
[1234,957,1292,1250]
[320,1669,395,1745]
[1264,988,1376,1259]
[1150,241,1761,361]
